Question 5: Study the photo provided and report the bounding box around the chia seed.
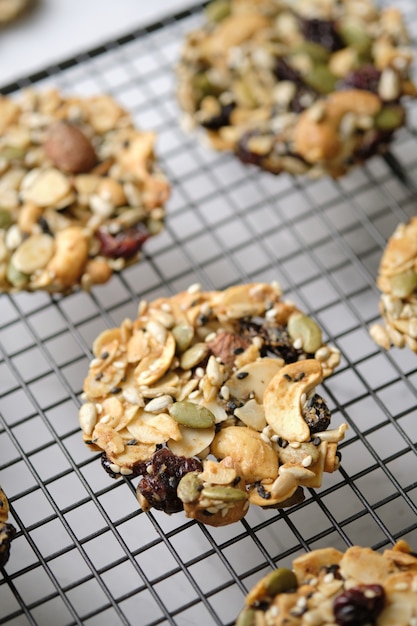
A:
[110,386,122,394]
[237,371,249,379]
[100,351,109,360]
[94,372,103,381]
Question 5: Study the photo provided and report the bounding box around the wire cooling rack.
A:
[1,2,417,625]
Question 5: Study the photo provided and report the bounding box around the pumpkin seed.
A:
[177,472,201,503]
[338,22,372,54]
[264,567,298,595]
[235,608,256,626]
[0,208,13,229]
[179,342,209,369]
[7,261,29,287]
[169,401,215,428]
[304,64,337,94]
[12,233,54,274]
[389,269,417,298]
[375,106,403,131]
[201,485,247,501]
[287,313,323,354]
[172,323,194,352]
[0,146,26,162]
[293,41,330,63]
[205,0,231,23]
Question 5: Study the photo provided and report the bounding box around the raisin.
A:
[333,584,385,625]
[274,57,304,84]
[338,65,381,93]
[200,102,235,130]
[263,324,302,363]
[136,448,203,514]
[0,522,16,568]
[302,394,331,433]
[97,223,150,259]
[236,131,267,167]
[300,18,344,52]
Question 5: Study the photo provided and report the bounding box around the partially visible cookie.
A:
[0,89,170,293]
[79,282,346,526]
[236,539,417,625]
[370,217,417,353]
[0,487,16,568]
[0,0,31,23]
[177,0,416,178]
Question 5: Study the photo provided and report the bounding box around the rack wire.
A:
[1,2,417,625]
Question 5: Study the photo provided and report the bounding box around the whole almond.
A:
[43,121,97,173]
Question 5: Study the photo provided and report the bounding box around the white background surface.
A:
[0,0,198,86]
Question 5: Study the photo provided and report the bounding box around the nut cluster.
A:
[0,89,170,293]
[79,282,346,526]
[370,216,417,353]
[236,540,417,626]
[177,0,416,178]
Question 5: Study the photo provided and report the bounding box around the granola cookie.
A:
[0,89,170,293]
[0,487,16,568]
[0,0,31,23]
[177,0,416,178]
[79,282,346,526]
[236,539,417,625]
[370,216,417,353]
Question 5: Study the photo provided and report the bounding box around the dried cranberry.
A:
[274,57,304,85]
[263,325,303,363]
[302,394,331,433]
[354,129,392,161]
[235,131,266,167]
[97,223,150,259]
[333,584,385,625]
[300,18,344,52]
[136,448,203,514]
[200,102,235,130]
[338,65,381,94]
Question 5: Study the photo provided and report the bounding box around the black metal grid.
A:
[1,2,417,625]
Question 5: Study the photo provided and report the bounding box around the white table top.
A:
[0,0,197,86]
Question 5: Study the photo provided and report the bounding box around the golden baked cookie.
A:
[236,539,417,625]
[79,282,346,526]
[0,486,16,567]
[0,0,32,23]
[370,216,417,353]
[177,0,416,178]
[0,89,170,293]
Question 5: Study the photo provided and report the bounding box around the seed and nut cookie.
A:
[79,282,346,526]
[0,487,16,568]
[236,539,417,626]
[370,217,417,353]
[0,0,32,24]
[0,88,170,293]
[177,0,416,178]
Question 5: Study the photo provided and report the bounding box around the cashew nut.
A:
[264,359,323,442]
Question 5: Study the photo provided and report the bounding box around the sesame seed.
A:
[302,455,313,467]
